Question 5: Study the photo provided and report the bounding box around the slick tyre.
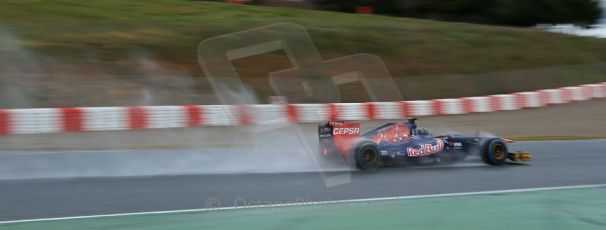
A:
[481,138,508,166]
[350,141,381,171]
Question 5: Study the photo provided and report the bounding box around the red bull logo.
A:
[406,140,444,157]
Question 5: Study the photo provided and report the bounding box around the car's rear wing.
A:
[318,121,361,157]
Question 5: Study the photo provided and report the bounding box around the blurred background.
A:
[1,1,606,229]
[1,0,605,107]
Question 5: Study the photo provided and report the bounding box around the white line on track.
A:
[1,183,605,225]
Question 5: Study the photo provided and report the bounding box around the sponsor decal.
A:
[333,127,360,135]
[406,140,444,157]
[452,142,463,149]
[331,122,361,157]
[319,127,332,133]
[328,121,345,126]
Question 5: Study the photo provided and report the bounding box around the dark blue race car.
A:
[318,118,531,170]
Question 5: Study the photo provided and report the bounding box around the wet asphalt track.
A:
[0,139,605,221]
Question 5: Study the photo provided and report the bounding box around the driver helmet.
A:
[417,128,430,136]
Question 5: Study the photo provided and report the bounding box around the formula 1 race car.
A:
[318,118,531,170]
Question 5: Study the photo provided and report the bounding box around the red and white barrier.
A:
[0,82,604,135]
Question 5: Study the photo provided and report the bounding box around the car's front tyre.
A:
[481,138,508,165]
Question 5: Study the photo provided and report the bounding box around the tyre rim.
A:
[363,149,377,165]
[493,144,506,160]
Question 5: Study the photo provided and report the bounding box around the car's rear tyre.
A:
[350,141,381,171]
[481,138,508,166]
